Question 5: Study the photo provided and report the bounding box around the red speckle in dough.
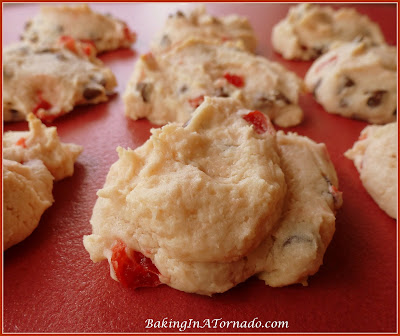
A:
[188,95,205,108]
[224,73,245,87]
[59,35,77,53]
[111,240,161,289]
[242,110,273,134]
[123,25,136,43]
[315,55,338,73]
[16,137,27,148]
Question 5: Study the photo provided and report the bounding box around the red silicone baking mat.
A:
[2,3,398,334]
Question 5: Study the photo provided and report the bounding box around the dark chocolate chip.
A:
[83,87,103,100]
[215,87,230,98]
[313,78,322,98]
[179,84,188,93]
[343,76,355,88]
[136,82,153,103]
[312,47,324,58]
[160,34,171,48]
[367,90,386,107]
[282,235,313,248]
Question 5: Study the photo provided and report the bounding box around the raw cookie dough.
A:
[345,122,397,219]
[3,43,117,122]
[259,131,342,286]
[304,40,397,124]
[3,159,54,250]
[272,3,385,60]
[3,114,83,181]
[124,37,304,127]
[21,4,136,54]
[151,5,257,53]
[84,97,342,295]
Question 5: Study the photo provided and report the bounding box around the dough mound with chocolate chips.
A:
[345,122,397,219]
[3,43,117,122]
[124,37,304,128]
[3,159,54,250]
[21,4,136,54]
[84,97,342,295]
[272,3,385,60]
[151,5,257,53]
[305,41,396,124]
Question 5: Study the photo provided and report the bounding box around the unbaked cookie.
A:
[345,123,397,219]
[3,114,83,181]
[151,5,257,53]
[259,131,342,287]
[304,40,396,124]
[21,4,136,54]
[272,3,385,60]
[3,159,54,250]
[84,97,342,295]
[3,43,117,122]
[124,37,304,127]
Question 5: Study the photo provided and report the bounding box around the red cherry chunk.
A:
[111,240,161,289]
[224,73,244,87]
[242,110,272,134]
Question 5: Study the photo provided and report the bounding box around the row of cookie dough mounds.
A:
[3,43,117,123]
[3,114,83,250]
[124,37,304,128]
[151,5,257,54]
[305,40,397,124]
[83,97,342,295]
[345,122,397,219]
[272,3,386,61]
[21,4,136,55]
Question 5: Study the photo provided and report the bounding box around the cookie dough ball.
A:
[272,4,385,60]
[21,4,135,54]
[84,97,287,293]
[3,159,54,250]
[3,114,83,181]
[305,41,396,124]
[124,37,304,127]
[151,5,257,53]
[259,132,342,286]
[3,43,117,122]
[345,123,397,219]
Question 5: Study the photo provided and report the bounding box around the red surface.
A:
[2,3,397,334]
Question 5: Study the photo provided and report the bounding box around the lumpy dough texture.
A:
[3,43,117,122]
[305,41,397,124]
[124,38,304,128]
[85,97,286,265]
[3,159,54,250]
[151,5,257,53]
[345,123,397,219]
[272,3,385,60]
[3,114,83,181]
[21,4,135,54]
[84,97,342,295]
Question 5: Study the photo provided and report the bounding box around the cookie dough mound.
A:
[345,123,397,219]
[3,43,117,122]
[151,5,257,53]
[259,132,342,286]
[3,114,83,181]
[124,38,304,127]
[84,97,287,292]
[304,41,396,124]
[21,4,135,54]
[3,159,54,250]
[272,4,385,60]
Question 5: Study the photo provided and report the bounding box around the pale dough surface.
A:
[3,114,83,181]
[345,122,397,219]
[3,43,117,122]
[305,41,397,124]
[124,37,304,128]
[84,97,342,295]
[272,3,385,60]
[3,159,54,250]
[151,5,257,53]
[21,4,135,54]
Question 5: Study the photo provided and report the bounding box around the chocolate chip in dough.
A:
[83,86,103,100]
[136,82,153,103]
[367,90,386,107]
